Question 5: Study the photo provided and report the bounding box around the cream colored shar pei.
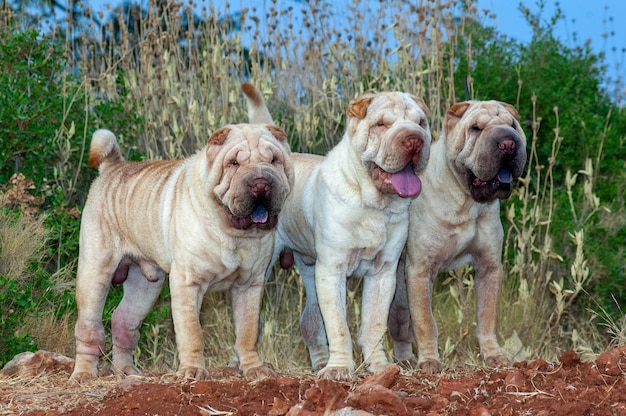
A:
[268,92,432,380]
[388,100,527,373]
[70,84,294,383]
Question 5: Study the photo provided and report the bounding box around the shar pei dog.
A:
[268,92,432,380]
[70,84,294,383]
[388,100,527,373]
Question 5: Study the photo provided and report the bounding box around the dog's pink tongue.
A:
[251,205,269,223]
[391,164,422,198]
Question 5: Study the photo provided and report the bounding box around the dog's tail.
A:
[88,129,124,169]
[241,83,274,125]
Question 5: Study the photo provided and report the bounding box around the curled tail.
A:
[88,129,124,169]
[241,83,274,125]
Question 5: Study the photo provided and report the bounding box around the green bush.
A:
[0,12,140,363]
[0,276,38,364]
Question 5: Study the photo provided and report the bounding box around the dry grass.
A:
[0,372,109,414]
[71,0,475,158]
[22,313,76,357]
[0,204,48,283]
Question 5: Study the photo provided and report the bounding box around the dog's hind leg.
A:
[71,251,121,383]
[388,254,418,369]
[111,262,165,375]
[297,256,329,372]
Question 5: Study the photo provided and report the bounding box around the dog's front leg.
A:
[474,258,511,368]
[315,264,353,381]
[232,282,276,380]
[405,258,442,373]
[169,264,209,380]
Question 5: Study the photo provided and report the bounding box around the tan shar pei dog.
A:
[388,100,527,373]
[264,92,432,380]
[70,84,294,383]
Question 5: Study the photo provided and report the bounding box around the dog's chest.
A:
[223,238,269,272]
[345,210,408,276]
[428,208,484,272]
[184,237,272,290]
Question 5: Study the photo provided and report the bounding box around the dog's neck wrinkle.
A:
[187,156,240,239]
[324,139,383,208]
[421,139,477,219]
[342,138,409,209]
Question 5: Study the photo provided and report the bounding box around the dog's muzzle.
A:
[228,174,284,230]
[468,129,526,203]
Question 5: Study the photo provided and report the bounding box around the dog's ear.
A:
[347,96,375,119]
[208,127,232,146]
[499,102,520,120]
[445,101,472,131]
[266,125,287,142]
[411,96,431,118]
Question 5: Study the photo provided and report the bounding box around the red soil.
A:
[1,347,625,415]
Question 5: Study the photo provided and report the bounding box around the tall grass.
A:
[70,0,474,157]
[1,0,622,372]
[0,195,48,282]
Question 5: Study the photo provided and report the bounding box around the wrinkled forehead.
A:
[224,124,282,158]
[466,101,516,127]
[368,93,425,120]
[224,124,271,144]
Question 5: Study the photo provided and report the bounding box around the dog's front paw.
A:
[396,357,419,371]
[417,359,442,374]
[311,360,328,373]
[177,366,210,380]
[485,354,512,368]
[69,371,97,384]
[317,366,355,381]
[366,359,394,374]
[243,363,276,380]
[115,365,141,376]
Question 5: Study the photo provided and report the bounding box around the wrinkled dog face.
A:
[446,101,527,202]
[347,92,432,198]
[209,124,293,230]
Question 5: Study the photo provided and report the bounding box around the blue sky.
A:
[476,1,625,78]
[477,0,625,48]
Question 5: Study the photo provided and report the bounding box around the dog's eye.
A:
[419,119,427,129]
[230,160,239,166]
[470,125,482,133]
[376,120,386,127]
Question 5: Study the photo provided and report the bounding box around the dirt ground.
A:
[1,347,625,416]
